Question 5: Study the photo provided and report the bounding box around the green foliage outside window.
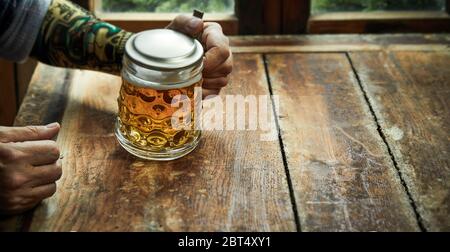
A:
[101,0,234,13]
[101,0,445,14]
[312,0,445,13]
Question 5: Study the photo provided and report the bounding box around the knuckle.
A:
[208,22,222,30]
[219,78,228,87]
[0,127,9,142]
[172,14,188,25]
[7,200,36,214]
[45,141,60,159]
[48,183,57,196]
[53,164,63,181]
[0,145,21,163]
[218,47,230,60]
[0,143,12,159]
[223,63,233,75]
[50,146,60,159]
[25,126,40,138]
[176,14,188,20]
[9,150,23,162]
[0,194,21,208]
[5,172,27,189]
[8,196,21,206]
[0,197,24,214]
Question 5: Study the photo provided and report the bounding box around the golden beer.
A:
[117,79,201,150]
[115,29,203,160]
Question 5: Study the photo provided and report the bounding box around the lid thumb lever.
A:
[192,9,204,42]
[193,9,204,19]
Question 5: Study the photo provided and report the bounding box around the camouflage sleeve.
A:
[31,0,133,75]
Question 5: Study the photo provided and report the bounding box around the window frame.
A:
[307,0,450,34]
[80,0,450,34]
[81,0,238,34]
[308,10,450,34]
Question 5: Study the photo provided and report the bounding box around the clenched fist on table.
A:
[0,123,62,215]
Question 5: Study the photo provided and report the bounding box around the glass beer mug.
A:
[115,29,204,160]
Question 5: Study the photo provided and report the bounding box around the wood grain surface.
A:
[230,34,450,53]
[349,51,450,231]
[2,34,448,232]
[229,34,450,47]
[265,53,419,231]
[24,54,296,231]
[0,64,72,231]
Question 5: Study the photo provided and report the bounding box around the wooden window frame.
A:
[308,11,450,34]
[236,0,310,34]
[79,0,238,35]
[79,0,310,35]
[80,0,450,34]
[97,12,238,35]
[308,0,450,33]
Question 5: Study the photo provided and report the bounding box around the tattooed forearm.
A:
[31,0,133,75]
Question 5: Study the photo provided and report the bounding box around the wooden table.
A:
[1,34,449,232]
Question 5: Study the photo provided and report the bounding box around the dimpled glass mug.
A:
[115,29,204,161]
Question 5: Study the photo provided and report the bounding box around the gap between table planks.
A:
[1,54,296,231]
[349,51,450,231]
[265,53,420,231]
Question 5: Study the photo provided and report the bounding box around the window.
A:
[312,0,446,13]
[308,0,450,33]
[76,0,449,34]
[99,0,234,13]
[90,0,238,35]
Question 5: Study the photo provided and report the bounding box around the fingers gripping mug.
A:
[115,29,204,161]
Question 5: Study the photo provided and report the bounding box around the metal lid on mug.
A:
[125,29,204,71]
